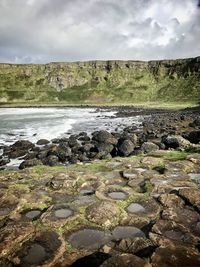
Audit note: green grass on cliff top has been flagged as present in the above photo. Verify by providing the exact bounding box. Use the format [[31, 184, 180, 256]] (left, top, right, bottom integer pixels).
[[0, 101, 198, 109]]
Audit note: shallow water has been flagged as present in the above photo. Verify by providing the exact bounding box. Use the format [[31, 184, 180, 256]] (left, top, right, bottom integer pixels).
[[107, 191, 128, 200], [25, 210, 41, 219], [127, 203, 145, 213], [68, 229, 111, 249], [54, 208, 73, 219], [23, 244, 46, 265], [112, 226, 145, 240], [0, 107, 143, 145]]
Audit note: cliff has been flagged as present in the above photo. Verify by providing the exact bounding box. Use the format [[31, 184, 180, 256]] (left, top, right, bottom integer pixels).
[[0, 56, 199, 104]]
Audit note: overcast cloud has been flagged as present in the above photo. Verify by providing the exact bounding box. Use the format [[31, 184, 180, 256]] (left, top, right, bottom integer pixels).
[[0, 0, 199, 63]]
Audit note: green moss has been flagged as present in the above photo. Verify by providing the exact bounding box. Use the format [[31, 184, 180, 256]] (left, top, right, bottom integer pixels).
[[162, 151, 189, 161], [69, 160, 109, 173], [31, 165, 66, 176], [116, 193, 150, 216], [0, 57, 199, 105]]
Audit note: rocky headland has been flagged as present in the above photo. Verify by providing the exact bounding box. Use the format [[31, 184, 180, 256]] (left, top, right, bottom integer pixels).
[[0, 107, 200, 266]]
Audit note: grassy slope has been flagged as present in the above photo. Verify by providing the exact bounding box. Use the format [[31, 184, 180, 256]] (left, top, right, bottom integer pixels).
[[0, 57, 199, 106]]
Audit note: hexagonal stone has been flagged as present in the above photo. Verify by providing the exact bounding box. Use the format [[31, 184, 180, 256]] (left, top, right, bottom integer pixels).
[[151, 245, 200, 267], [100, 253, 148, 267], [86, 202, 120, 226], [12, 231, 61, 267]]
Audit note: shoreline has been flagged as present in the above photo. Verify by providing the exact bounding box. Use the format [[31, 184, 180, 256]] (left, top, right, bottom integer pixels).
[[0, 106, 199, 170], [0, 104, 200, 266], [0, 101, 199, 110]]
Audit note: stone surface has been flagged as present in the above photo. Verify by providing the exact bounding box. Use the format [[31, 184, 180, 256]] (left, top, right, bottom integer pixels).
[[0, 150, 200, 266], [151, 245, 200, 267], [100, 253, 149, 267], [86, 202, 120, 226]]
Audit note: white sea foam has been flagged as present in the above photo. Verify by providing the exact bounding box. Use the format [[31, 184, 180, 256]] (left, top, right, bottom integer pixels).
[[0, 107, 142, 145]]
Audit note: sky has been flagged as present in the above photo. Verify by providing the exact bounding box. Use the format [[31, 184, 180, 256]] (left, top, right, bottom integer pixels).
[[0, 0, 199, 63]]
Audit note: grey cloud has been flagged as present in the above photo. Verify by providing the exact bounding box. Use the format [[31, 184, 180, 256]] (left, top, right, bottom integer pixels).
[[0, 0, 199, 63]]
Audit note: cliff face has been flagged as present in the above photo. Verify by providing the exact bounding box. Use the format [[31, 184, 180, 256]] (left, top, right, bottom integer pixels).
[[0, 57, 199, 104]]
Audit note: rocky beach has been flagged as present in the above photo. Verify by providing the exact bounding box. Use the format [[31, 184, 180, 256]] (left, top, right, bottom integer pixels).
[[1, 0, 200, 265], [0, 106, 200, 266]]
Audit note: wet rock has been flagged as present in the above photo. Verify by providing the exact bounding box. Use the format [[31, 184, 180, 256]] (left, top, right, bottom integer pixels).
[[12, 231, 61, 267], [68, 136, 79, 148], [78, 135, 90, 142], [141, 142, 159, 153], [100, 253, 148, 267], [151, 245, 200, 267], [112, 226, 145, 240], [11, 140, 34, 150], [24, 151, 39, 160], [68, 228, 111, 250], [118, 139, 135, 156], [92, 130, 117, 145], [44, 155, 60, 166], [42, 205, 74, 226], [19, 158, 43, 169], [36, 139, 50, 145], [24, 209, 42, 220], [8, 149, 28, 159], [86, 202, 120, 226], [54, 208, 73, 219]]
